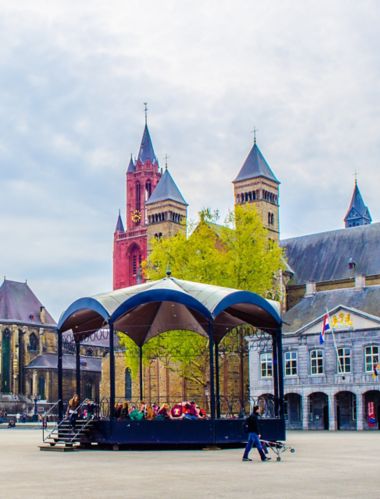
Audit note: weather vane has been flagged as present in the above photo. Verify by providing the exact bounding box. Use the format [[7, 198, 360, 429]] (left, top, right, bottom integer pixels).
[[144, 102, 148, 125]]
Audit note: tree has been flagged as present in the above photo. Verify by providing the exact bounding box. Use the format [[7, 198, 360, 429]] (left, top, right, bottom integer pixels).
[[126, 204, 285, 402]]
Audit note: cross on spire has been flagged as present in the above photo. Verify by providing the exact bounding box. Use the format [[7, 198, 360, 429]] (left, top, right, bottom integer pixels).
[[252, 126, 258, 145], [354, 169, 358, 185], [164, 154, 169, 170], [144, 102, 148, 125]]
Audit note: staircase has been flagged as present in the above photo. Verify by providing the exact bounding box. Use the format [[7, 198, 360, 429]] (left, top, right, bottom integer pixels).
[[40, 417, 96, 452]]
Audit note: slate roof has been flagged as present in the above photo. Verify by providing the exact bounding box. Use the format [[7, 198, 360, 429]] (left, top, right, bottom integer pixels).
[[283, 285, 380, 333], [0, 279, 56, 326], [127, 154, 136, 173], [115, 211, 124, 232], [344, 181, 372, 227], [25, 353, 101, 372], [137, 124, 158, 165], [281, 222, 380, 285], [233, 143, 279, 184], [146, 168, 187, 206]]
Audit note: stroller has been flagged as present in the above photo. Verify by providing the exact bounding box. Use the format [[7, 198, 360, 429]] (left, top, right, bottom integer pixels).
[[260, 439, 295, 462]]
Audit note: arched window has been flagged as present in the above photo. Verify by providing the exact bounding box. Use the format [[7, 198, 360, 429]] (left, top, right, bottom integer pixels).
[[38, 376, 45, 400], [86, 348, 93, 357], [29, 332, 38, 352], [135, 182, 141, 210], [125, 368, 132, 400], [84, 381, 93, 400], [1, 329, 11, 393], [145, 180, 152, 200]]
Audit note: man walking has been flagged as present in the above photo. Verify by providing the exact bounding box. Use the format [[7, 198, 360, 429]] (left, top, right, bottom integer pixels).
[[242, 405, 271, 462]]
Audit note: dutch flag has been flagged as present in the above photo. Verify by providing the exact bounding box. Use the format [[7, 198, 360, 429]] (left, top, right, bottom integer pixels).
[[320, 313, 330, 344]]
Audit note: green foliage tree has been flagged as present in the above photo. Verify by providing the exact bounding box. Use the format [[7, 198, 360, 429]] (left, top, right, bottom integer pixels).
[[126, 204, 285, 395]]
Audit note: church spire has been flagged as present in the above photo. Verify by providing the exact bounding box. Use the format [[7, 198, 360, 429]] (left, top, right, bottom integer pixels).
[[137, 104, 158, 165], [115, 210, 124, 233], [344, 180, 372, 228]]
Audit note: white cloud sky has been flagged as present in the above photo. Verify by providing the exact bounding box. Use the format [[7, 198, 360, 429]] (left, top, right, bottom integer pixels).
[[1, 0, 380, 319]]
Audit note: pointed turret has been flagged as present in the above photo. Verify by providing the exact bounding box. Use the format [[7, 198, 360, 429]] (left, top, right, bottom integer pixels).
[[233, 138, 280, 240], [146, 168, 187, 206], [137, 124, 158, 166], [146, 167, 187, 246], [115, 210, 125, 233], [127, 154, 135, 173], [344, 180, 372, 228], [234, 142, 279, 184]]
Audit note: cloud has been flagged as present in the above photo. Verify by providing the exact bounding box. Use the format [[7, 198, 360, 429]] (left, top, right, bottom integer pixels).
[[0, 0, 380, 315]]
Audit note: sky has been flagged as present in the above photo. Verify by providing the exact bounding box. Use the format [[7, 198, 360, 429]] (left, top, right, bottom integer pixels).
[[1, 0, 380, 320]]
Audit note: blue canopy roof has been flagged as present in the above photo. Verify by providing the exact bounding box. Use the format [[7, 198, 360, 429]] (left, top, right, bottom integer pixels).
[[344, 181, 372, 227], [233, 143, 279, 184], [58, 277, 281, 345]]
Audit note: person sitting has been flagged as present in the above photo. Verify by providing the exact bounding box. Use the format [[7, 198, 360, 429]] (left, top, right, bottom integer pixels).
[[66, 394, 80, 430], [184, 401, 199, 420], [170, 402, 185, 420], [129, 405, 144, 421], [114, 403, 123, 419], [145, 405, 155, 420], [156, 403, 170, 420], [120, 402, 130, 420]]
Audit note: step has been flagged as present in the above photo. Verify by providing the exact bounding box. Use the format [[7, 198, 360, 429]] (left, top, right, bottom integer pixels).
[[39, 444, 77, 452]]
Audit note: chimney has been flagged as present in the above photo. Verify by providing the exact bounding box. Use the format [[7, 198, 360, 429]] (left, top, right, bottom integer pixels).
[[305, 282, 316, 296], [355, 274, 366, 289], [39, 306, 46, 324]]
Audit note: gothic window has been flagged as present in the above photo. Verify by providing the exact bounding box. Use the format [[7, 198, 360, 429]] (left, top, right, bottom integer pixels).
[[337, 347, 351, 374], [364, 345, 379, 373], [135, 182, 141, 210], [29, 332, 38, 352], [132, 254, 137, 275], [84, 381, 93, 399], [125, 368, 132, 400], [310, 349, 324, 375], [284, 351, 297, 376], [260, 352, 272, 378], [1, 329, 11, 393], [38, 376, 45, 400], [86, 348, 93, 357], [145, 180, 152, 200]]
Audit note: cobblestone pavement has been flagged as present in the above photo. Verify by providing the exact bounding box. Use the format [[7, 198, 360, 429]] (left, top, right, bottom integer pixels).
[[0, 429, 379, 498]]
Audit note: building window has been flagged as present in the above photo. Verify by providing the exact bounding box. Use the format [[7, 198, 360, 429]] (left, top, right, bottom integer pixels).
[[285, 351, 297, 376], [365, 345, 379, 373], [135, 182, 141, 210], [337, 347, 351, 374], [260, 353, 272, 378], [29, 333, 38, 352], [38, 376, 45, 400], [125, 368, 132, 400], [310, 349, 324, 375]]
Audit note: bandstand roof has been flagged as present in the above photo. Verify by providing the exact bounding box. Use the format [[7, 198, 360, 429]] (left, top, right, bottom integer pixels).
[[58, 277, 281, 345]]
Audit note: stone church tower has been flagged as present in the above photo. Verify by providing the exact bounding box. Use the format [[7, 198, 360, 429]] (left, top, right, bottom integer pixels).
[[113, 111, 186, 289], [344, 179, 372, 228], [233, 136, 280, 240]]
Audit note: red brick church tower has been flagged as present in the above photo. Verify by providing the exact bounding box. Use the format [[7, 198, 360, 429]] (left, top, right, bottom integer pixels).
[[113, 107, 187, 289]]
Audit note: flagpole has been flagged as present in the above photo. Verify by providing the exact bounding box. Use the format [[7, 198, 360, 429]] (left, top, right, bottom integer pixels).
[[327, 310, 342, 374]]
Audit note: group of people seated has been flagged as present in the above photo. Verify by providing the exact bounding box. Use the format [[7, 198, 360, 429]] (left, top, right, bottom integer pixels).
[[114, 401, 208, 421]]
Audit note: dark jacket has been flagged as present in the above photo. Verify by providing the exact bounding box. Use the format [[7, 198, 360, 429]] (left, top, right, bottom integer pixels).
[[246, 412, 261, 434]]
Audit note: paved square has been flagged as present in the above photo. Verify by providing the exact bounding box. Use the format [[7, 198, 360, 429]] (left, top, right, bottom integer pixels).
[[0, 429, 379, 498]]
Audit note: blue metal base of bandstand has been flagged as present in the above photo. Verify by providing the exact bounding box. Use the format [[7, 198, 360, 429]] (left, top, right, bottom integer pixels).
[[87, 418, 286, 449]]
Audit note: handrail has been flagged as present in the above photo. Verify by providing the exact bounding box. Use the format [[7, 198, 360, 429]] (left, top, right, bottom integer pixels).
[[68, 415, 96, 443], [42, 399, 91, 443], [41, 400, 61, 441]]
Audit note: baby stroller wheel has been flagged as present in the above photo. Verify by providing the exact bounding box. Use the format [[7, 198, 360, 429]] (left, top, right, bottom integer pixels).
[[290, 448, 295, 453]]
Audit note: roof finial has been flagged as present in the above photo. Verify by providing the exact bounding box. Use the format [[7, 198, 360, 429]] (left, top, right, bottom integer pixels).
[[252, 126, 258, 145], [164, 154, 169, 170], [144, 102, 148, 125], [354, 169, 358, 185]]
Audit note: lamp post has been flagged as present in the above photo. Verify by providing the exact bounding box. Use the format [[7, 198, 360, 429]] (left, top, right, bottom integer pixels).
[[33, 396, 38, 422]]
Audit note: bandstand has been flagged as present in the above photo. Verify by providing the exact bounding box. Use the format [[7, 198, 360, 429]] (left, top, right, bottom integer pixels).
[[57, 276, 285, 448]]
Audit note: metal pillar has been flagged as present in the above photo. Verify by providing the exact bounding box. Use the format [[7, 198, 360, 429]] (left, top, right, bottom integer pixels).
[[215, 341, 220, 418], [208, 322, 216, 420], [272, 333, 279, 416], [109, 322, 115, 419], [276, 328, 285, 418], [139, 345, 143, 401], [75, 340, 81, 400], [57, 328, 63, 421]]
